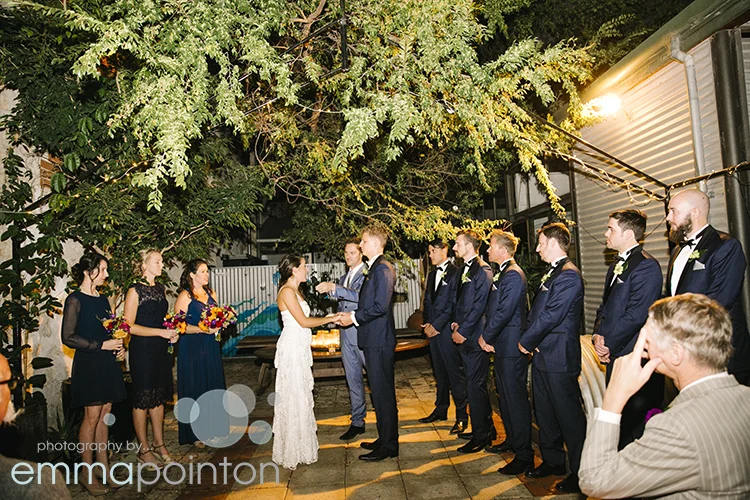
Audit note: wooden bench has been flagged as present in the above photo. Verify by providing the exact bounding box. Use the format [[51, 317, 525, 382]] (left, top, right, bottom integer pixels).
[[253, 338, 429, 395]]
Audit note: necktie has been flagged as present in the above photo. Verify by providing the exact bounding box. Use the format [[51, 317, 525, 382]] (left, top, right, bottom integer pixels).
[[345, 270, 353, 288]]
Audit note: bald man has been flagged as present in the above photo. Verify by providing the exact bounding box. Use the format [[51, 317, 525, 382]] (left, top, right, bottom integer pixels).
[[665, 189, 750, 385]]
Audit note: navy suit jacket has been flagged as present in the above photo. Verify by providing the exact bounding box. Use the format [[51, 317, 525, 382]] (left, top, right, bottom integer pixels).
[[594, 247, 662, 358], [519, 258, 584, 373], [481, 260, 527, 358], [423, 262, 459, 336], [454, 257, 493, 350], [332, 265, 366, 343], [666, 224, 749, 376], [354, 255, 396, 349]]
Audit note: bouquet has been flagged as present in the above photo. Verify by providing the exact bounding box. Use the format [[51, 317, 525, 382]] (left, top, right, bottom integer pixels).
[[101, 314, 130, 359], [163, 311, 187, 354], [199, 305, 237, 342]]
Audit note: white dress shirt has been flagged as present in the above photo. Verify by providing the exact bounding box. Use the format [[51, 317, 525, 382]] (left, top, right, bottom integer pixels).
[[434, 259, 450, 291], [670, 224, 709, 296]]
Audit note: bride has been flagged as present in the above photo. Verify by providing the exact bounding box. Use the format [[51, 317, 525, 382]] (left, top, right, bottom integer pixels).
[[272, 254, 337, 469]]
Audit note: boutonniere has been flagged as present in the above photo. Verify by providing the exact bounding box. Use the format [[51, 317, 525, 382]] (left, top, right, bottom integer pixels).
[[492, 273, 500, 282], [362, 267, 369, 277], [461, 268, 470, 283], [540, 270, 553, 284], [688, 249, 705, 261], [613, 261, 628, 277]]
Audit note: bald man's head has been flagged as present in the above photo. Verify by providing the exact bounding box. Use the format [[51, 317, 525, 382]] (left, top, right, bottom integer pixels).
[[666, 189, 710, 244], [0, 354, 10, 423]]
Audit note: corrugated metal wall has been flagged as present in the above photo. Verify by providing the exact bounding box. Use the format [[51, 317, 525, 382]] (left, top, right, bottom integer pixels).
[[744, 35, 750, 119], [573, 39, 727, 332], [212, 260, 423, 355]]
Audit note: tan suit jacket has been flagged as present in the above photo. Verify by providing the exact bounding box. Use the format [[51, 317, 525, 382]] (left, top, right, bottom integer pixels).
[[580, 374, 750, 499]]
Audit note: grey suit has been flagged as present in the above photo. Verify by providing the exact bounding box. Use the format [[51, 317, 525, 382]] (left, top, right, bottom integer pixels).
[[580, 374, 750, 499], [331, 266, 367, 427]]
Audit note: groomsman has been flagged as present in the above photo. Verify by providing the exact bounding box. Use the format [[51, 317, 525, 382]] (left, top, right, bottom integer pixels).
[[339, 225, 398, 461], [665, 189, 750, 385], [316, 238, 368, 440], [478, 230, 533, 474], [419, 239, 468, 433], [592, 209, 663, 448], [451, 230, 494, 454], [518, 223, 586, 494]]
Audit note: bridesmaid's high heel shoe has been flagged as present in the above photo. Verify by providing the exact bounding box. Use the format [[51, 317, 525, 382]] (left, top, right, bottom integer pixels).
[[136, 448, 161, 471], [80, 476, 109, 496], [152, 443, 174, 464]]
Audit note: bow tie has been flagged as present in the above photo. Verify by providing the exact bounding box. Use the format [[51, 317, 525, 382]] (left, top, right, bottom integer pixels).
[[680, 228, 707, 249], [614, 255, 626, 262], [437, 265, 446, 272]]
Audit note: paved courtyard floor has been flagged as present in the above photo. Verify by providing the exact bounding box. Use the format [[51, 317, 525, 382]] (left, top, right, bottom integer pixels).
[[66, 352, 589, 499]]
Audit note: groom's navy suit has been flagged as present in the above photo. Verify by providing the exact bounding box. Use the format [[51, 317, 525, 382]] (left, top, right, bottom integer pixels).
[[453, 257, 493, 442], [331, 266, 367, 427], [593, 246, 663, 448], [354, 255, 398, 453], [666, 225, 750, 385], [519, 257, 586, 474], [481, 259, 531, 461], [423, 261, 468, 422]]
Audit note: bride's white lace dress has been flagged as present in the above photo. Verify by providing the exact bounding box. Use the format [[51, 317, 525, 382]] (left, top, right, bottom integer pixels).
[[272, 295, 318, 469]]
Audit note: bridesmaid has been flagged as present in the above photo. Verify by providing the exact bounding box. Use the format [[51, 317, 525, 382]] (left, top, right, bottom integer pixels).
[[61, 253, 125, 496], [174, 259, 228, 447], [123, 249, 178, 469]]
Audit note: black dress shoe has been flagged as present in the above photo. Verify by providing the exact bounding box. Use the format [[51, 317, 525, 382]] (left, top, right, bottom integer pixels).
[[459, 427, 495, 441], [359, 448, 398, 461], [360, 440, 380, 450], [339, 425, 365, 441], [457, 438, 490, 454], [418, 413, 448, 423], [525, 462, 567, 478], [555, 474, 581, 493], [449, 421, 467, 434], [485, 441, 513, 454], [497, 458, 533, 475]]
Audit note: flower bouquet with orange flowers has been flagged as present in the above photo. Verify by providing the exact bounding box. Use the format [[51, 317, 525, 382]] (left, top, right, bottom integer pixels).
[[101, 314, 130, 360], [199, 305, 237, 342], [163, 311, 187, 354]]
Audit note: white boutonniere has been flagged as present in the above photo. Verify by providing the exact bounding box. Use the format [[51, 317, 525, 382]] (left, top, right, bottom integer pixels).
[[540, 270, 553, 284], [461, 268, 470, 283], [613, 261, 628, 277], [688, 249, 705, 261], [362, 266, 369, 276], [492, 273, 500, 282]]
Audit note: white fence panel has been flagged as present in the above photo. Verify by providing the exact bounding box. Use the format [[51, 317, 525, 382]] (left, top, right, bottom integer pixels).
[[212, 260, 422, 356]]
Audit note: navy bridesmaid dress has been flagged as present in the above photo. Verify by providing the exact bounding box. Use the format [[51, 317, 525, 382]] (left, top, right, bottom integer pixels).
[[177, 293, 229, 445]]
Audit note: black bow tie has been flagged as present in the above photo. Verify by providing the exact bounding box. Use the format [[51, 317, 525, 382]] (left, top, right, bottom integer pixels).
[[437, 265, 446, 272], [614, 255, 626, 262], [680, 228, 707, 249]]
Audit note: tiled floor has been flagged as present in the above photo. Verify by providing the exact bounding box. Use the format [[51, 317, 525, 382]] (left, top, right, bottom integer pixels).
[[66, 352, 587, 499]]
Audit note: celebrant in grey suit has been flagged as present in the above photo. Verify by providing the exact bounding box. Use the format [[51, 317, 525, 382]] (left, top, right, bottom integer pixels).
[[316, 238, 367, 440]]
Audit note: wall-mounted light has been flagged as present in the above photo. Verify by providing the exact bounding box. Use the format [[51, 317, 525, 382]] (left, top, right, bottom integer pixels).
[[582, 94, 622, 119]]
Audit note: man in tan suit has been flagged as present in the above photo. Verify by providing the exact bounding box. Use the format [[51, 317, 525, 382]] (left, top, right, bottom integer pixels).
[[580, 293, 750, 499]]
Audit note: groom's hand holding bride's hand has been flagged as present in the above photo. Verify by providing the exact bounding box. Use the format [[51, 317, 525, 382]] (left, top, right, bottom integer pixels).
[[336, 313, 354, 327]]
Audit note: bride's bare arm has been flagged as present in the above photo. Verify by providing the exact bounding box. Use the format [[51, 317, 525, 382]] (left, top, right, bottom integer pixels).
[[278, 288, 334, 329]]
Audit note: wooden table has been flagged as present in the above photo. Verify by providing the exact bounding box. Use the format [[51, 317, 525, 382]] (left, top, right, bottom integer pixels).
[[254, 339, 428, 395]]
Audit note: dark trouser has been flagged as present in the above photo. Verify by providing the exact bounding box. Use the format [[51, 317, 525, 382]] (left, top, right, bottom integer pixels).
[[459, 346, 493, 441], [606, 362, 664, 449], [494, 355, 533, 461], [363, 346, 399, 453], [532, 365, 586, 473], [429, 332, 468, 422]]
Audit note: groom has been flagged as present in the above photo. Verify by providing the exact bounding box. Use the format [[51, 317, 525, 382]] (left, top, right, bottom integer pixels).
[[338, 225, 398, 461]]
